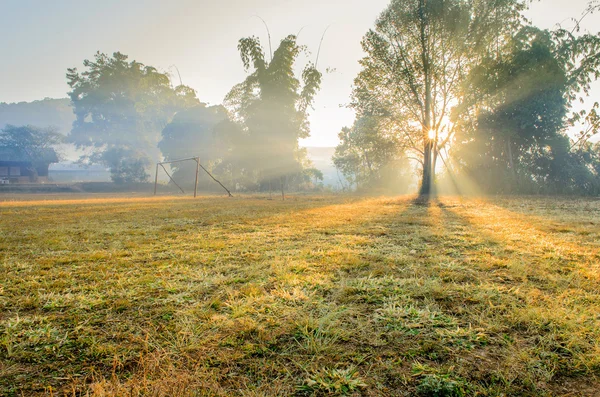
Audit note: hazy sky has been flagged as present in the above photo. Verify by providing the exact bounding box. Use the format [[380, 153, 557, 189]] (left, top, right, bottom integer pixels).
[[1, 0, 598, 147]]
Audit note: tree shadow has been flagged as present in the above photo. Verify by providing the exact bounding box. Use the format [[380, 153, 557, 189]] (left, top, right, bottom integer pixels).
[[6, 194, 599, 395]]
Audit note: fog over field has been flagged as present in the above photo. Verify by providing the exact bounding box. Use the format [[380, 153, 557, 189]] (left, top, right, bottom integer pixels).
[[2, 1, 600, 396]]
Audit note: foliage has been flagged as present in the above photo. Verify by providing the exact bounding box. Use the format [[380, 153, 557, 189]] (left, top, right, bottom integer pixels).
[[303, 167, 324, 186], [352, 0, 525, 194], [572, 102, 600, 149], [333, 116, 412, 191], [67, 52, 199, 183], [455, 29, 568, 193], [0, 125, 62, 182], [99, 146, 150, 184], [158, 104, 228, 184], [0, 124, 63, 160], [225, 34, 322, 190], [553, 14, 600, 103], [454, 27, 600, 195]]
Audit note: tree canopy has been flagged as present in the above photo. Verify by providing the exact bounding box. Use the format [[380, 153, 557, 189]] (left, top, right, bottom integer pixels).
[[158, 104, 228, 184], [67, 52, 199, 183], [451, 23, 600, 195], [0, 125, 63, 161], [351, 0, 525, 196], [341, 0, 600, 196], [224, 34, 322, 191], [0, 125, 62, 181], [333, 116, 411, 191], [40, 2, 600, 195]]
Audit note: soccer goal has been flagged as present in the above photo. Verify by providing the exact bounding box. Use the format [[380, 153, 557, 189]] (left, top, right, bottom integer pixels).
[[153, 156, 233, 197]]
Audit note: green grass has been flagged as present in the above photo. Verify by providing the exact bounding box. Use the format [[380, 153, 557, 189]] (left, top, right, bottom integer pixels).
[[0, 194, 599, 396]]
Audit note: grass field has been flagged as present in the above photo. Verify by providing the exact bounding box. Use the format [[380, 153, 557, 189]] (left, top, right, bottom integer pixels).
[[1, 194, 599, 396]]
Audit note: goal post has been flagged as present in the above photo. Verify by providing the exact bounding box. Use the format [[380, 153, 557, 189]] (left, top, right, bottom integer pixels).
[[153, 156, 233, 197]]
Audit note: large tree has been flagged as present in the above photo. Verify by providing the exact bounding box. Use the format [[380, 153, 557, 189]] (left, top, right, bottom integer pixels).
[[352, 0, 525, 196], [67, 52, 199, 183], [453, 24, 600, 195], [455, 29, 569, 192], [225, 34, 322, 193]]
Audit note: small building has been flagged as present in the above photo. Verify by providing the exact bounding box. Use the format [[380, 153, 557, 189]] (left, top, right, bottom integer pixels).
[[48, 163, 111, 183], [0, 147, 59, 184]]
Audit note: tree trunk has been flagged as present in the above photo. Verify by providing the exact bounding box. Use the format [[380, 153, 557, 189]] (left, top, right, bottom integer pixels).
[[420, 140, 433, 196], [363, 150, 373, 174], [507, 137, 515, 174], [432, 143, 438, 195], [418, 0, 434, 197], [507, 136, 517, 192]]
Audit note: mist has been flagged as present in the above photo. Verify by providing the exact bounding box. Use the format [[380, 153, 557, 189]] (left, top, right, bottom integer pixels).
[[3, 1, 600, 395]]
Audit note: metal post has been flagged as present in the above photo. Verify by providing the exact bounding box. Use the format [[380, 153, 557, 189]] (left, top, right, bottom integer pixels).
[[154, 163, 159, 195], [194, 157, 200, 198]]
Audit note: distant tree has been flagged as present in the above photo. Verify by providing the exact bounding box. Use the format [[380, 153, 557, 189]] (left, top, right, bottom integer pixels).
[[333, 116, 411, 191], [0, 98, 74, 135], [100, 146, 150, 184], [352, 0, 525, 196], [303, 167, 324, 186], [0, 124, 63, 157], [566, 142, 600, 194], [67, 52, 199, 183], [281, 166, 325, 192], [0, 125, 63, 179], [225, 34, 322, 194], [159, 104, 228, 184]]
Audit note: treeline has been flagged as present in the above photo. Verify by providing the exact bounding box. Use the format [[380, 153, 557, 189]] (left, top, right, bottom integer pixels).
[[334, 0, 600, 196], [0, 98, 73, 135], [5, 0, 600, 196], [65, 36, 323, 192]]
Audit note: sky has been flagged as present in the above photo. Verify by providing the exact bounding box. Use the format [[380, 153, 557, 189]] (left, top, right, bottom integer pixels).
[[0, 0, 599, 147]]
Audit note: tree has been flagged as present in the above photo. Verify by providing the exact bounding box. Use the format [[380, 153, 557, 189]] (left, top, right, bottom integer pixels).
[[453, 22, 600, 195], [67, 52, 199, 183], [0, 125, 63, 179], [159, 104, 228, 184], [0, 98, 74, 135], [333, 116, 411, 191], [352, 0, 525, 196], [225, 34, 322, 194], [303, 167, 324, 187], [455, 29, 568, 192], [0, 125, 63, 158], [100, 146, 151, 184]]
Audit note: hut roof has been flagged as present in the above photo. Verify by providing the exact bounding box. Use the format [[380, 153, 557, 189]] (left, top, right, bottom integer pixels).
[[0, 147, 59, 163]]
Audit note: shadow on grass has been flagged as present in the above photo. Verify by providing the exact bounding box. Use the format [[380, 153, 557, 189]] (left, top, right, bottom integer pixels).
[[3, 195, 599, 396]]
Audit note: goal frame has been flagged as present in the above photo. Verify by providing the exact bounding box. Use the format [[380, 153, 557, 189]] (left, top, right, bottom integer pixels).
[[153, 156, 233, 198]]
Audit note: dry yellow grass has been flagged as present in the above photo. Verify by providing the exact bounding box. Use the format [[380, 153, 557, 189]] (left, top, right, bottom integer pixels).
[[1, 194, 599, 396]]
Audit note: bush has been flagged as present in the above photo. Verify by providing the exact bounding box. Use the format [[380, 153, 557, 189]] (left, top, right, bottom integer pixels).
[[100, 147, 151, 184]]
